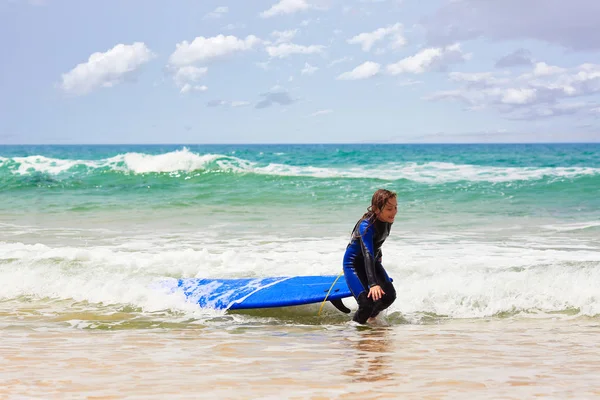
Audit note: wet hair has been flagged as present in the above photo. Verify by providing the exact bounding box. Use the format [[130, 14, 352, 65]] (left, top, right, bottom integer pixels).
[[351, 189, 397, 238]]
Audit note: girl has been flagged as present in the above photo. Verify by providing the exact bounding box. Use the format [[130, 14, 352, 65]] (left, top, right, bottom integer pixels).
[[343, 189, 397, 324]]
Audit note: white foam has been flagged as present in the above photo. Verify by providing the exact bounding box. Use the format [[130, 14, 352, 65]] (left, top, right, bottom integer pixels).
[[1, 230, 599, 319], [541, 221, 600, 232], [105, 149, 226, 174], [4, 148, 599, 183], [11, 155, 99, 175]]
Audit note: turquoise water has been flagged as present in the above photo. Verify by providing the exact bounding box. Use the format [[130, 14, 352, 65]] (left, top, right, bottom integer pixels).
[[1, 143, 599, 326], [2, 143, 599, 219]]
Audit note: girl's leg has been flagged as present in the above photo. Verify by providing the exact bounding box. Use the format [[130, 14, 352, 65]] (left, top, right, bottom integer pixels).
[[343, 264, 375, 324], [369, 280, 396, 318], [369, 265, 397, 318]]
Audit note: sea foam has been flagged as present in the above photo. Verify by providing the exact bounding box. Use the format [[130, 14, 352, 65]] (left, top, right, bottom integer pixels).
[[3, 148, 599, 184]]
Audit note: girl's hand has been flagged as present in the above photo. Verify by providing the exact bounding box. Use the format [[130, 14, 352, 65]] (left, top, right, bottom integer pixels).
[[368, 285, 385, 301]]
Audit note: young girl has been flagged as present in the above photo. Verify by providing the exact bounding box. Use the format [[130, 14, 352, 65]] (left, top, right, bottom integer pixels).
[[343, 189, 397, 324]]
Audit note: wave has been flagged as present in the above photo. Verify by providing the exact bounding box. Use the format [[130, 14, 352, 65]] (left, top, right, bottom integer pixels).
[[541, 221, 600, 232], [1, 148, 600, 185], [1, 238, 599, 319]]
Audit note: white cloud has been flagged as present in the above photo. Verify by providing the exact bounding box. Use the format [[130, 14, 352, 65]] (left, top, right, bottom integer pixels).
[[310, 109, 333, 116], [266, 43, 324, 58], [271, 29, 298, 44], [449, 72, 510, 88], [500, 88, 537, 105], [180, 84, 208, 94], [204, 6, 228, 19], [260, 0, 312, 18], [173, 66, 208, 94], [387, 43, 468, 74], [532, 62, 566, 77], [337, 61, 381, 80], [207, 100, 250, 107], [347, 23, 406, 52], [60, 42, 154, 95], [168, 35, 260, 67], [301, 62, 319, 75], [422, 0, 600, 51], [425, 62, 600, 120], [300, 18, 320, 26]]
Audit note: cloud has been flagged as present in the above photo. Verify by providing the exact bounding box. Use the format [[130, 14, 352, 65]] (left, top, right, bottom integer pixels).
[[173, 66, 208, 93], [310, 109, 333, 116], [386, 43, 468, 75], [448, 72, 511, 88], [300, 18, 320, 27], [507, 102, 593, 120], [60, 42, 154, 95], [532, 62, 566, 77], [266, 43, 325, 58], [270, 29, 299, 44], [424, 62, 600, 120], [422, 0, 600, 51], [337, 61, 381, 80], [402, 128, 600, 144], [204, 6, 228, 19], [207, 100, 250, 107], [347, 23, 406, 52], [256, 88, 296, 108], [260, 0, 313, 18], [495, 48, 534, 68], [301, 62, 318, 75], [180, 85, 207, 94], [168, 35, 260, 67]]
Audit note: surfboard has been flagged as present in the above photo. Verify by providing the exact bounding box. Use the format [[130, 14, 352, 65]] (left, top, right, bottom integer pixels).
[[169, 275, 353, 312]]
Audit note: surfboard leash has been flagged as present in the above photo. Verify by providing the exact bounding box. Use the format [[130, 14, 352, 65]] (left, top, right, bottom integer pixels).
[[317, 271, 345, 316]]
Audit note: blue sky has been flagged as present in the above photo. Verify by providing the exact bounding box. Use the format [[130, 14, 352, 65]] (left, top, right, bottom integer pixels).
[[2, 0, 600, 144]]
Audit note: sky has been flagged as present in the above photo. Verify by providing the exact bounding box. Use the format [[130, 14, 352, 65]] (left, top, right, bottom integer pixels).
[[1, 0, 600, 144]]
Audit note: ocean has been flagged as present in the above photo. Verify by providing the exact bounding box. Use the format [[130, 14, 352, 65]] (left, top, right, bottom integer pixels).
[[1, 143, 599, 398]]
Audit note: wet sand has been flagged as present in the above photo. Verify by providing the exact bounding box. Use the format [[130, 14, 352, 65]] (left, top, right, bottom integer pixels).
[[2, 316, 600, 399]]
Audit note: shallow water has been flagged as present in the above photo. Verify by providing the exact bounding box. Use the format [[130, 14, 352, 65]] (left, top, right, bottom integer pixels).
[[2, 315, 600, 399]]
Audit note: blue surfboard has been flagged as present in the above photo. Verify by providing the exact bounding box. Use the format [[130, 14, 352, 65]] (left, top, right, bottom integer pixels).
[[171, 275, 353, 312]]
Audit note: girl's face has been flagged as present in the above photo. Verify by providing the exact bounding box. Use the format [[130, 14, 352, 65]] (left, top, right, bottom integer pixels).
[[376, 197, 397, 223]]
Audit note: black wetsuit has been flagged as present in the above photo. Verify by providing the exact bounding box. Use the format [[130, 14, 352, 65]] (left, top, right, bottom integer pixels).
[[343, 217, 396, 324]]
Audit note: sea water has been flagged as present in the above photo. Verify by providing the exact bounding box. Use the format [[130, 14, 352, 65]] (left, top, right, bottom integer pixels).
[[1, 143, 599, 398]]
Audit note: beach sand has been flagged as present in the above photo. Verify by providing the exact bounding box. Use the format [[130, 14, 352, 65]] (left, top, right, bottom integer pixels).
[[2, 314, 599, 399]]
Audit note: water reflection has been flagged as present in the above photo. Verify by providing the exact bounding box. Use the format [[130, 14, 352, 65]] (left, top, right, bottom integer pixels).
[[343, 326, 396, 383]]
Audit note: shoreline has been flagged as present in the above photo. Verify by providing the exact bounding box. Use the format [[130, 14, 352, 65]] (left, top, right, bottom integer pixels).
[[2, 316, 599, 399]]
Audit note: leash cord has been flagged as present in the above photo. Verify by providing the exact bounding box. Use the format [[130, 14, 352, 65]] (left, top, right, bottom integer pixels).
[[317, 271, 344, 316]]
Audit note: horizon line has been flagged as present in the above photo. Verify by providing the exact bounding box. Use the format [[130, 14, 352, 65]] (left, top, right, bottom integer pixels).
[[1, 141, 600, 146]]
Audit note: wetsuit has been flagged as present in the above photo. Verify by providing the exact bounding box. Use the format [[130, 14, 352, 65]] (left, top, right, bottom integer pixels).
[[343, 217, 396, 324]]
